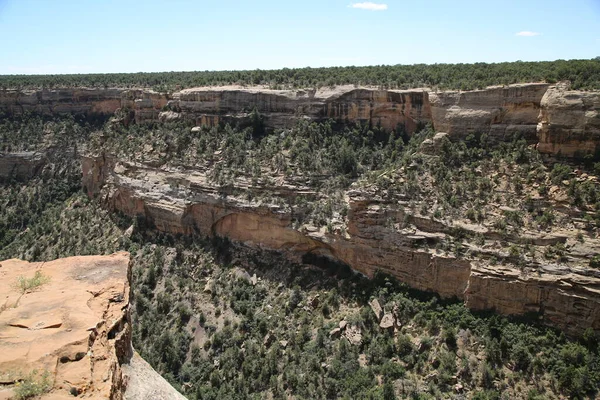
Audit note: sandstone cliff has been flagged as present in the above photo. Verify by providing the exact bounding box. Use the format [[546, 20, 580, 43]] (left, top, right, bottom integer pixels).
[[82, 156, 600, 336], [537, 85, 600, 158], [2, 83, 599, 158], [170, 85, 430, 132], [0, 253, 185, 400], [3, 81, 600, 336], [0, 88, 124, 116], [429, 83, 549, 143]]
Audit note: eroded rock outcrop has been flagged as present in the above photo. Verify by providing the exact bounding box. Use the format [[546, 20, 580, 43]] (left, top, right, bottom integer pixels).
[[2, 83, 600, 158], [536, 85, 600, 157], [0, 88, 124, 116], [429, 83, 549, 143], [171, 85, 429, 132], [0, 86, 429, 133], [0, 253, 185, 400], [83, 156, 600, 336], [466, 263, 600, 334], [0, 152, 46, 181]]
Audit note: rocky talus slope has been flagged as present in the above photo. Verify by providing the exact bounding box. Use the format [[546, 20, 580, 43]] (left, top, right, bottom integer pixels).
[[0, 253, 185, 400], [1, 83, 599, 158]]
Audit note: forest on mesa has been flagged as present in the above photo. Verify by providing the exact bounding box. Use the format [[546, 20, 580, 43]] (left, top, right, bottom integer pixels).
[[1, 116, 600, 399], [0, 59, 599, 92]]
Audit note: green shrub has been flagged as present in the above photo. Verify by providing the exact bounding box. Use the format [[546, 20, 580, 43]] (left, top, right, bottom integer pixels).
[[14, 370, 51, 400], [16, 271, 50, 293]]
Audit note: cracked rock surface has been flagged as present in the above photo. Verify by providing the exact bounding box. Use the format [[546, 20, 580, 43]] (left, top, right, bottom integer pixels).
[[0, 252, 184, 399], [0, 252, 130, 399]]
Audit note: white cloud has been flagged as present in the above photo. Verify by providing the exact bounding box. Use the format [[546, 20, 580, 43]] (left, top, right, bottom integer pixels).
[[349, 2, 388, 11], [516, 31, 541, 37]]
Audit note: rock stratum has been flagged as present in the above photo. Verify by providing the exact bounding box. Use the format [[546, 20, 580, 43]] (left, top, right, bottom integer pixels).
[[2, 82, 600, 338], [1, 83, 599, 158], [0, 253, 185, 400], [82, 156, 600, 337]]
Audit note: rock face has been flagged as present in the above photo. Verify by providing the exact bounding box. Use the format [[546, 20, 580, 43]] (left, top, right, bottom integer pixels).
[[3, 82, 600, 337], [2, 83, 600, 157], [83, 156, 600, 336], [0, 88, 124, 116], [0, 152, 46, 181], [429, 83, 549, 143], [0, 253, 185, 400], [466, 264, 600, 335], [0, 86, 429, 133], [171, 85, 429, 132], [536, 85, 600, 158]]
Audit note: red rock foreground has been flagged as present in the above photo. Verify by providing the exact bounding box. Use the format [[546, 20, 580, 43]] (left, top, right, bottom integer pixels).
[[0, 253, 184, 400]]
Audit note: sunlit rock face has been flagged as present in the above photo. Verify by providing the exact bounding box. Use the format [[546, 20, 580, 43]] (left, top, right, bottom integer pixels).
[[83, 156, 600, 337], [0, 252, 186, 400], [429, 83, 550, 143], [3, 82, 600, 338], [536, 85, 600, 158], [0, 253, 131, 399], [0, 88, 124, 115], [3, 83, 599, 158], [171, 85, 430, 132]]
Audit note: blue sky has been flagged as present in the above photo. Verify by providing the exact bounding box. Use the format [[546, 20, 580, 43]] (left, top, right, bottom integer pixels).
[[0, 0, 598, 74]]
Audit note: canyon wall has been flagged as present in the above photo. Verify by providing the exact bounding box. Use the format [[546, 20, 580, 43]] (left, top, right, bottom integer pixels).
[[82, 157, 600, 336], [0, 88, 124, 116], [0, 151, 46, 181], [428, 83, 549, 143], [0, 252, 185, 399], [171, 86, 430, 132], [537, 86, 600, 157], [2, 83, 599, 157], [3, 82, 600, 336]]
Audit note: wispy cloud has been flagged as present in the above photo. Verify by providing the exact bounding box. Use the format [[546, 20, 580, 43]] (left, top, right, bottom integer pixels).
[[516, 31, 541, 37], [349, 2, 388, 11]]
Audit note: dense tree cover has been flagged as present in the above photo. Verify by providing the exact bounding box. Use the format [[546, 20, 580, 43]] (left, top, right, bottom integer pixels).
[[127, 237, 600, 400], [1, 59, 599, 91], [95, 117, 600, 246], [0, 116, 121, 260], [4, 192, 598, 400], [93, 118, 405, 188], [2, 178, 598, 399], [0, 113, 99, 152], [2, 111, 600, 398], [0, 179, 125, 261]]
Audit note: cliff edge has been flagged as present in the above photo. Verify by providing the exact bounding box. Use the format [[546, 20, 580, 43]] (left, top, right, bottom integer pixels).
[[2, 83, 599, 159], [0, 253, 185, 400]]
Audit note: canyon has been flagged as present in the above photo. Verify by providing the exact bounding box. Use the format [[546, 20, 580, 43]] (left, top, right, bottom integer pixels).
[[2, 82, 600, 338], [80, 153, 600, 337], [1, 82, 599, 158]]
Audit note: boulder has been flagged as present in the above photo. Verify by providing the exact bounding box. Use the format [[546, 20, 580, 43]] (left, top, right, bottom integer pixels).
[[343, 325, 362, 346], [329, 327, 342, 339], [379, 313, 395, 330], [369, 298, 384, 321], [158, 110, 182, 122], [203, 278, 213, 294]]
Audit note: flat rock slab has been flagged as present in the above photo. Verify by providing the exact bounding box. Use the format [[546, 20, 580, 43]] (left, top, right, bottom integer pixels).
[[379, 313, 396, 330], [0, 252, 130, 399], [122, 352, 186, 400]]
